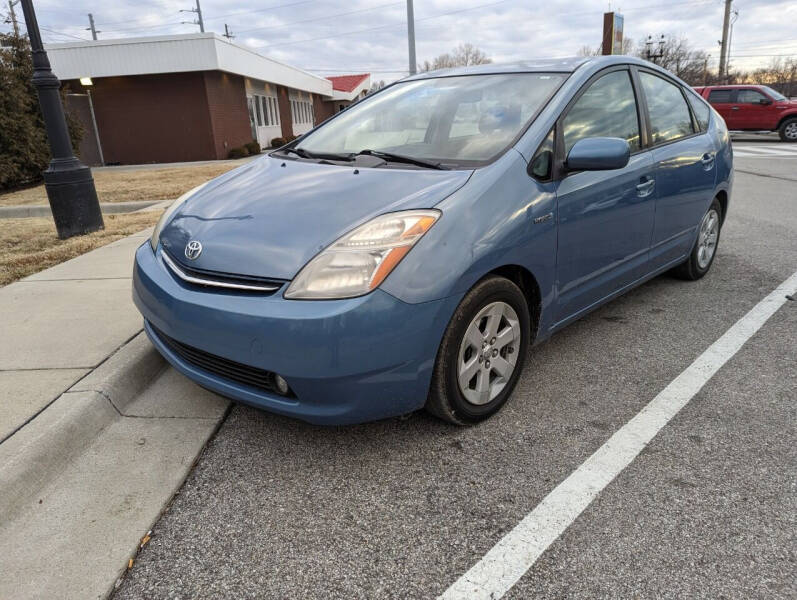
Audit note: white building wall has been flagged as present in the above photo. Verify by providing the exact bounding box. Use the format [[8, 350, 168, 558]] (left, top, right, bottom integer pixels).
[[245, 79, 282, 147]]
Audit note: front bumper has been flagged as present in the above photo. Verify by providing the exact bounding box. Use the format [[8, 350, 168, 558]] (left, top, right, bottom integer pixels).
[[133, 243, 460, 424]]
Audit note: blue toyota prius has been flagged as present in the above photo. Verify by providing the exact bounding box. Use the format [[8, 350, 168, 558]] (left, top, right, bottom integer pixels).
[[134, 56, 732, 425]]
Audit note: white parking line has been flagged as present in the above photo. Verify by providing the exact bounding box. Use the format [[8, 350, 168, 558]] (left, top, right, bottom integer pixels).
[[734, 144, 797, 158], [439, 270, 797, 600]]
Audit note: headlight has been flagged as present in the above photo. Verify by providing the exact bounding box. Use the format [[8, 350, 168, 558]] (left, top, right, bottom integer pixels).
[[285, 209, 441, 299], [150, 182, 209, 251]]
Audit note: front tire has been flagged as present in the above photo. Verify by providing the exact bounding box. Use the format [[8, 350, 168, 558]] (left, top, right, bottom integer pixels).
[[778, 118, 797, 143], [672, 198, 722, 280], [426, 276, 530, 425]]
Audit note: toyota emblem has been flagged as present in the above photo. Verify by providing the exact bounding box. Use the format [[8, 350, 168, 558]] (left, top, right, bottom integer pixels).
[[184, 240, 203, 260]]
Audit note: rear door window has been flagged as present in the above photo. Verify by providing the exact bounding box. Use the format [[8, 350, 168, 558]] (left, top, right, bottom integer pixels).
[[640, 73, 694, 145], [562, 70, 641, 155], [686, 91, 710, 132], [707, 89, 733, 104]]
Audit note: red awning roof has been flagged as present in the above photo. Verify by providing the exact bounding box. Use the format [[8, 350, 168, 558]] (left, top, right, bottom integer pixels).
[[326, 73, 369, 92]]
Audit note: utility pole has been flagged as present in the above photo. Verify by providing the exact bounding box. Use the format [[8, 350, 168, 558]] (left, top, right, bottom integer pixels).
[[180, 0, 204, 33], [86, 13, 99, 40], [726, 8, 739, 80], [6, 0, 19, 37], [223, 23, 234, 40], [18, 0, 104, 238], [406, 0, 416, 75], [718, 0, 732, 81]]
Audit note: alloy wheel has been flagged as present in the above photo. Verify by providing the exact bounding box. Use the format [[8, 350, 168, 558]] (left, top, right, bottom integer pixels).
[[697, 208, 720, 269], [457, 301, 521, 405]]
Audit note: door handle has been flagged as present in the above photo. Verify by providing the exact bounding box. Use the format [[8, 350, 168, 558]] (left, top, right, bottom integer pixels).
[[731, 106, 740, 110], [636, 177, 655, 198], [701, 153, 715, 170]]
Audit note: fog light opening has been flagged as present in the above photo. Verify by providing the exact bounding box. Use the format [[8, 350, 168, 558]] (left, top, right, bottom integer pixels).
[[274, 374, 291, 396]]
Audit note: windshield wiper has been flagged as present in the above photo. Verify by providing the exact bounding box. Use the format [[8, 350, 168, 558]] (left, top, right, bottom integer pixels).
[[355, 149, 449, 170], [278, 147, 353, 162]]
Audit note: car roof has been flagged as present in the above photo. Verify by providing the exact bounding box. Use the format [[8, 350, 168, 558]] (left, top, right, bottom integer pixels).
[[404, 55, 659, 80]]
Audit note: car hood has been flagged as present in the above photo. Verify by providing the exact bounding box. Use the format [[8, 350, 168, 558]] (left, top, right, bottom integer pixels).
[[160, 156, 472, 280]]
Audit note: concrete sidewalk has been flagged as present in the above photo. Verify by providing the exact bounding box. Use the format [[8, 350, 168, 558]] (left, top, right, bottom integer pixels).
[[0, 228, 229, 599], [0, 229, 152, 441], [0, 200, 159, 219]]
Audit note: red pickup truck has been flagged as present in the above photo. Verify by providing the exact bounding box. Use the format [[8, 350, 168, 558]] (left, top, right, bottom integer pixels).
[[694, 84, 797, 142]]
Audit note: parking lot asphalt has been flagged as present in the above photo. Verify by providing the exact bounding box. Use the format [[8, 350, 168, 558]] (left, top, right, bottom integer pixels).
[[114, 151, 796, 600]]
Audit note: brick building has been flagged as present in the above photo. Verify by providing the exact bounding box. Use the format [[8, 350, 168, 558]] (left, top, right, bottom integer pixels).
[[45, 33, 370, 165]]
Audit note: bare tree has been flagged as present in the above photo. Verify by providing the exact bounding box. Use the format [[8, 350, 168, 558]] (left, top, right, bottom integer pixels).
[[367, 80, 386, 95], [419, 43, 492, 72], [577, 37, 634, 57], [576, 33, 796, 93], [635, 36, 711, 86], [749, 56, 797, 97]]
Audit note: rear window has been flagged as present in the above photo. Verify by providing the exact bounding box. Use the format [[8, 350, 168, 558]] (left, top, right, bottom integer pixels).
[[640, 73, 694, 145], [686, 91, 710, 132], [707, 89, 733, 103]]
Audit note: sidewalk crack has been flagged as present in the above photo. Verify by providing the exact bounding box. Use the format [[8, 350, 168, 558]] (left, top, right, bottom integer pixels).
[[94, 389, 123, 416]]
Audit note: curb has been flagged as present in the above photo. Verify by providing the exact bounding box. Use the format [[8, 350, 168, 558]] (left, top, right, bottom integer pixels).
[[0, 331, 165, 521], [0, 201, 159, 219]]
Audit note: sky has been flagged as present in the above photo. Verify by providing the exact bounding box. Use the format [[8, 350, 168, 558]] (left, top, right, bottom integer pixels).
[[6, 0, 796, 82]]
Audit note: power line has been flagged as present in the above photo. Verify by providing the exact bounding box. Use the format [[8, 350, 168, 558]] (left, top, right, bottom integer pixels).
[[252, 0, 717, 51], [100, 21, 184, 34], [236, 1, 404, 36], [209, 0, 318, 22], [254, 0, 514, 50], [39, 26, 89, 41]]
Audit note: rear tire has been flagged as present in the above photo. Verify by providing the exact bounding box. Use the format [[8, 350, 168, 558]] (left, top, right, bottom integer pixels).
[[778, 117, 797, 142], [426, 276, 530, 425], [672, 198, 722, 281]]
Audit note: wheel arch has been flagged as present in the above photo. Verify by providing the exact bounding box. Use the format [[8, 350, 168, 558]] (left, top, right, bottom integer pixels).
[[715, 189, 729, 225], [777, 112, 797, 131], [484, 264, 542, 341]]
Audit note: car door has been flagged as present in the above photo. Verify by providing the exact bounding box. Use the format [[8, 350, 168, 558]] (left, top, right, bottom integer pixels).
[[554, 67, 656, 324], [735, 88, 776, 130], [706, 88, 737, 129], [638, 71, 717, 269]]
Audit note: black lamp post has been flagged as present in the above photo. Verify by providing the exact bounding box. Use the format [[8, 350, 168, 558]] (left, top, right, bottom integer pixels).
[[19, 0, 103, 238]]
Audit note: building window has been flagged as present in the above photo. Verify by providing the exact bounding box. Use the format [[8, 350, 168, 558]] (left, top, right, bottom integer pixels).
[[252, 95, 280, 127], [254, 96, 263, 126], [290, 99, 314, 125], [272, 98, 280, 126], [266, 97, 273, 125]]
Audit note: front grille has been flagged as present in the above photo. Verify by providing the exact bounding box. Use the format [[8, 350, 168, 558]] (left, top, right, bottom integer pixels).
[[151, 324, 287, 396], [162, 248, 285, 294]]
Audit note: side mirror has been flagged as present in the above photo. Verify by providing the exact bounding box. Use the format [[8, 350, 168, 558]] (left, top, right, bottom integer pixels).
[[759, 98, 773, 105], [566, 137, 630, 171]]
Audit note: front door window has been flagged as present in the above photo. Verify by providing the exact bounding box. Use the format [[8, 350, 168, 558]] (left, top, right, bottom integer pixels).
[[562, 70, 641, 155]]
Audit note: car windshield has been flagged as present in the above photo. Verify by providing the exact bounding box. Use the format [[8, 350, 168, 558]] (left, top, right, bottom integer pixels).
[[761, 86, 787, 101], [295, 73, 566, 167]]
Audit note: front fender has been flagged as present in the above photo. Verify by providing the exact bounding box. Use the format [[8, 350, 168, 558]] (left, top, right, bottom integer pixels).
[[381, 150, 557, 332]]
